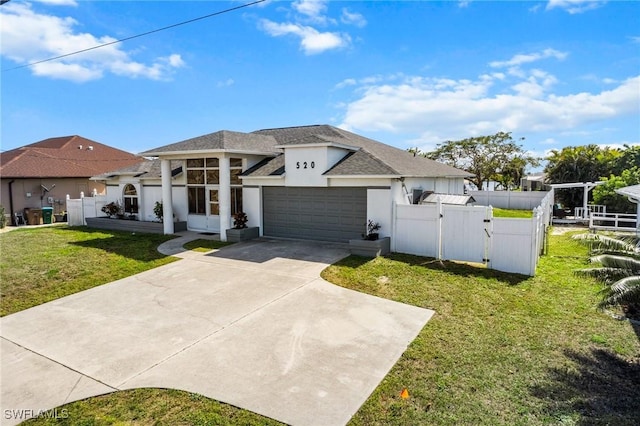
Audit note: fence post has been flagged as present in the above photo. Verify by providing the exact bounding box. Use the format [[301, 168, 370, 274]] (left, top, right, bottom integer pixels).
[[391, 201, 397, 252], [485, 206, 493, 270], [436, 196, 443, 260]]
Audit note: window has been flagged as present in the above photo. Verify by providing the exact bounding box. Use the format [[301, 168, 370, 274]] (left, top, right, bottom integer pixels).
[[209, 189, 219, 215], [186, 157, 243, 216], [230, 158, 243, 213], [231, 187, 243, 215], [188, 187, 205, 214], [123, 184, 138, 213], [230, 158, 242, 184]]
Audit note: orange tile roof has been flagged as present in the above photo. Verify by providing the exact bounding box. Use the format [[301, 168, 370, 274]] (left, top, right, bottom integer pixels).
[[0, 135, 144, 178]]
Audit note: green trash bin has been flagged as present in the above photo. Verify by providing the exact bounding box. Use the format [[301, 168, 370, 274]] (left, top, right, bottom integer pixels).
[[42, 207, 54, 224]]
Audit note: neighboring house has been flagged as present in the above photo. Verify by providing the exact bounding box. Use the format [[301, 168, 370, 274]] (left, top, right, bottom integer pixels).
[[521, 173, 549, 191], [0, 135, 144, 224], [98, 125, 471, 242]]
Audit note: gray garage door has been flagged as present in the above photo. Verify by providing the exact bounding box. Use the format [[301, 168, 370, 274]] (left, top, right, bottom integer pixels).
[[263, 187, 367, 242]]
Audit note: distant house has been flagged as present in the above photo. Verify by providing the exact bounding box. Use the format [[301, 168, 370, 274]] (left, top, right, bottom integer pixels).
[[0, 135, 143, 225], [521, 173, 549, 191], [94, 124, 471, 241]]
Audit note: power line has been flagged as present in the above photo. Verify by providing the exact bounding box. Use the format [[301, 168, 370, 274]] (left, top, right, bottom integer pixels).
[[2, 0, 266, 72]]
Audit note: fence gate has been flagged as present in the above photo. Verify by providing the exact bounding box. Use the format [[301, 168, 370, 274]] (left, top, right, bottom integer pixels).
[[441, 205, 492, 264]]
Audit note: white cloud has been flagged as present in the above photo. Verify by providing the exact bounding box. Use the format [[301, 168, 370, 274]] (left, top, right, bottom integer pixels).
[[217, 78, 235, 88], [34, 0, 78, 6], [545, 0, 607, 14], [292, 0, 327, 18], [458, 1, 471, 8], [490, 48, 568, 68], [0, 2, 185, 82], [259, 0, 361, 54], [338, 69, 640, 146], [341, 8, 367, 28], [260, 19, 350, 55], [335, 78, 357, 89]]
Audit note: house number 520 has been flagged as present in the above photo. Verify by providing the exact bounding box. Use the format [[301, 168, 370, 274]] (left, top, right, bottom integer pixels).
[[296, 161, 315, 169]]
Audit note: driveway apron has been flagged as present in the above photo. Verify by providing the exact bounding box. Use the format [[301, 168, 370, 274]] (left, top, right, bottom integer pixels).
[[1, 237, 434, 426]]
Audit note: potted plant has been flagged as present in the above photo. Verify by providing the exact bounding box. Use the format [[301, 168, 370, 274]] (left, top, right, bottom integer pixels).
[[153, 201, 163, 222], [101, 201, 123, 218], [349, 220, 391, 257], [226, 212, 259, 242], [363, 220, 381, 240]]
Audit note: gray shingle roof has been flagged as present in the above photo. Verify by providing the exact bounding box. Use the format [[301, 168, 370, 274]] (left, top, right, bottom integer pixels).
[[241, 155, 285, 177], [323, 150, 397, 176], [135, 124, 470, 179], [92, 159, 182, 180], [140, 130, 279, 155], [253, 125, 471, 178]]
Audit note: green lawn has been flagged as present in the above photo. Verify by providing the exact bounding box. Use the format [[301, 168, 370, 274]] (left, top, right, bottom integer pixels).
[[492, 207, 534, 218], [0, 226, 177, 316], [322, 231, 640, 425], [183, 238, 234, 252], [4, 227, 639, 425]]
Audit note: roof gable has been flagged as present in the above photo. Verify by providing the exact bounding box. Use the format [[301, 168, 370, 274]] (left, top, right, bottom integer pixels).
[[253, 125, 471, 178]]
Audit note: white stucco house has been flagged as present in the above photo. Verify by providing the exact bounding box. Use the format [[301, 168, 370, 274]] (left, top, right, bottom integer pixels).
[[93, 125, 471, 242]]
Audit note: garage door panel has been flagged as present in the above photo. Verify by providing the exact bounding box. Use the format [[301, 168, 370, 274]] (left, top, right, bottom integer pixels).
[[263, 187, 367, 243]]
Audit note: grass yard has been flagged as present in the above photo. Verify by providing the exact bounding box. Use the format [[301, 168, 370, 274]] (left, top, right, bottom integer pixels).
[[183, 239, 234, 252], [492, 207, 534, 218], [5, 227, 640, 425], [0, 226, 177, 316], [322, 231, 640, 425]]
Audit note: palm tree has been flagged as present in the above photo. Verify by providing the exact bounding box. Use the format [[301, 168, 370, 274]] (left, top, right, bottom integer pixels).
[[573, 233, 640, 317]]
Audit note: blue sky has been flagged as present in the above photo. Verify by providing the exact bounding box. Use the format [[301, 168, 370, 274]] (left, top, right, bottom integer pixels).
[[2, 0, 639, 165]]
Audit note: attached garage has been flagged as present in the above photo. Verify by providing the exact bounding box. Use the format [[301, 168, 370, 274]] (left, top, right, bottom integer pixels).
[[263, 187, 367, 242]]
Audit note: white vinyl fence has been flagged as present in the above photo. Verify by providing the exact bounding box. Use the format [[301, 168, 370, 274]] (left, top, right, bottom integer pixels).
[[469, 190, 551, 210], [67, 195, 107, 226], [393, 191, 553, 276]]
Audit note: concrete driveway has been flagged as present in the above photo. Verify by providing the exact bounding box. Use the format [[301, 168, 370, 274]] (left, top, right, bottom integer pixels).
[[1, 236, 434, 426]]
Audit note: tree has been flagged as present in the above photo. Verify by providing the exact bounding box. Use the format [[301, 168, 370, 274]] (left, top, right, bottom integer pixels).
[[611, 145, 640, 175], [426, 132, 537, 191], [544, 145, 620, 209], [574, 233, 640, 319], [592, 167, 640, 214]]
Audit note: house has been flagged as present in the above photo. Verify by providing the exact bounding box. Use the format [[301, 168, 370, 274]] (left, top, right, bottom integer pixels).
[[0, 135, 144, 224], [98, 125, 471, 242], [521, 173, 549, 191]]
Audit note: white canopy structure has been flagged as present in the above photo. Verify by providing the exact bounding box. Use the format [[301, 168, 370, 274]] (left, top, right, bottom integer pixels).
[[615, 184, 640, 236], [549, 181, 605, 220]]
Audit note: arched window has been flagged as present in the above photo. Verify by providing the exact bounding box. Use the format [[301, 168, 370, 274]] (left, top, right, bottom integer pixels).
[[123, 184, 138, 214]]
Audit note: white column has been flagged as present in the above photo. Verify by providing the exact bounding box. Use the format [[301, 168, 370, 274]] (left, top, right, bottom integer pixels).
[[161, 159, 174, 235], [219, 154, 231, 241], [583, 185, 590, 219]]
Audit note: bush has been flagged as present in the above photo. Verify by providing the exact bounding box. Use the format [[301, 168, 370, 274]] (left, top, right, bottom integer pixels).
[[0, 205, 6, 228]]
